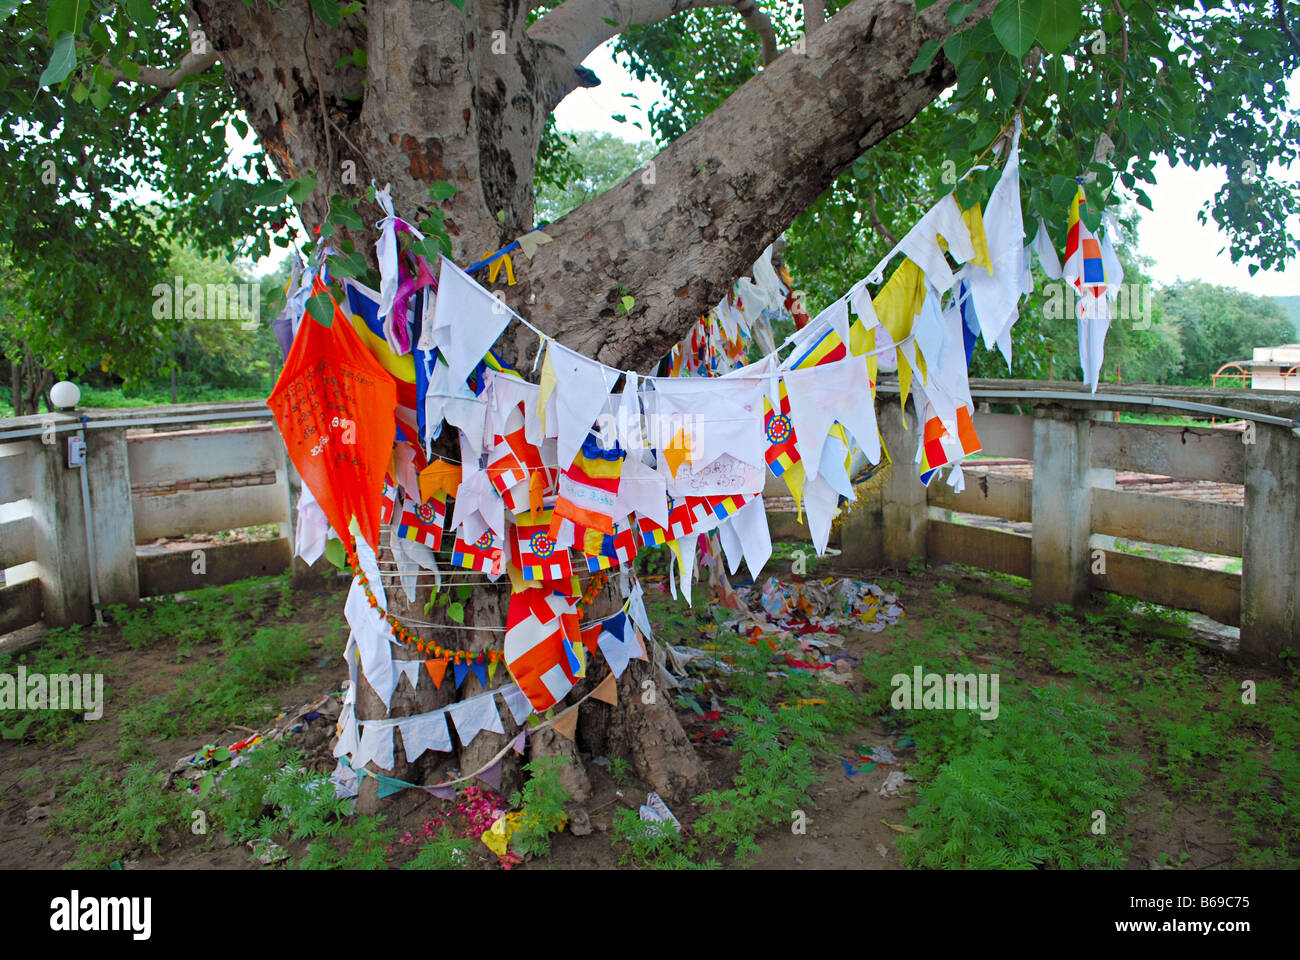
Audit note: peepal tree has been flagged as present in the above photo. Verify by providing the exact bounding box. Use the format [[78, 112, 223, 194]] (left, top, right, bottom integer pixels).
[[5, 0, 1299, 806]]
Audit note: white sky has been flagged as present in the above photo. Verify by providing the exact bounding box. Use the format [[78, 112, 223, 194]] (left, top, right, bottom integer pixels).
[[554, 42, 1298, 300]]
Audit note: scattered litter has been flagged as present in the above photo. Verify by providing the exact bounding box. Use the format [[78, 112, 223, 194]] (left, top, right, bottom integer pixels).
[[247, 839, 289, 865], [878, 770, 915, 798], [880, 820, 915, 833], [638, 791, 681, 836]]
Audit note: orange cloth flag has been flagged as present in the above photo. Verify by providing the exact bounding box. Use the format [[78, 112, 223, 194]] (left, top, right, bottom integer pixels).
[[267, 280, 398, 553]]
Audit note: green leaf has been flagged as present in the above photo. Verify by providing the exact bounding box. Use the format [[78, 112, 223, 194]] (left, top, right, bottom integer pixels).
[[40, 32, 77, 88], [456, 584, 473, 601], [991, 0, 1042, 59], [324, 538, 346, 569], [69, 81, 88, 103], [47, 0, 89, 38], [988, 50, 1021, 104], [249, 180, 289, 207], [620, 295, 635, 313], [326, 251, 369, 277], [946, 1, 980, 26], [288, 174, 317, 204], [446, 0, 466, 10], [447, 602, 465, 624], [125, 0, 156, 27], [309, 0, 342, 28], [89, 83, 110, 110], [915, 0, 942, 9], [352, 47, 367, 68], [429, 180, 457, 202], [305, 291, 335, 327], [910, 40, 942, 75], [1035, 0, 1082, 55]]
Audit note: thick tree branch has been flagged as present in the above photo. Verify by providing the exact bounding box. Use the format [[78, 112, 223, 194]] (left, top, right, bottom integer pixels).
[[104, 49, 219, 91], [530, 0, 755, 68], [734, 0, 779, 64], [507, 0, 1002, 372], [804, 0, 826, 29]]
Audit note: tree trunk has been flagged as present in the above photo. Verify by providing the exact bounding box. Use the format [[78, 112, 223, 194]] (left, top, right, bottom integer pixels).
[[199, 0, 989, 809]]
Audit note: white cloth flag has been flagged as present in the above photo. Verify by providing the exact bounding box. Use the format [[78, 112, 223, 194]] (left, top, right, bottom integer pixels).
[[430, 255, 512, 390], [645, 375, 767, 471], [870, 193, 976, 292], [423, 351, 488, 457], [1034, 215, 1064, 280], [626, 579, 653, 642], [344, 577, 397, 709], [333, 709, 359, 759], [451, 463, 506, 545], [374, 185, 401, 340], [782, 355, 880, 480], [355, 722, 396, 772], [615, 449, 668, 529], [398, 713, 452, 763], [717, 494, 772, 580], [801, 473, 841, 556], [394, 658, 423, 694], [598, 613, 645, 679], [964, 115, 1027, 359], [448, 693, 506, 745], [1078, 293, 1112, 393], [500, 685, 535, 726], [485, 370, 545, 447], [548, 341, 618, 472], [294, 482, 329, 565]]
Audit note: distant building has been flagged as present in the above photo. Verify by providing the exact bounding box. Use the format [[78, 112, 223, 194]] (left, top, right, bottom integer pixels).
[[1250, 344, 1300, 391], [1212, 345, 1300, 391]]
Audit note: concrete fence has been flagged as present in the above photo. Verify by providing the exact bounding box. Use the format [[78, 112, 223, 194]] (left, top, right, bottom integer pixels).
[[1, 382, 1297, 658], [839, 380, 1300, 660], [0, 402, 295, 634]]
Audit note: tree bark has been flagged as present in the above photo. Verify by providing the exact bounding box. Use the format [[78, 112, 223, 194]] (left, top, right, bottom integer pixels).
[[198, 0, 992, 810]]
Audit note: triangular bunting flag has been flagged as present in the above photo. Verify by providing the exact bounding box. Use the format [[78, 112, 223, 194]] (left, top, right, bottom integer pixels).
[[591, 672, 618, 705], [424, 657, 449, 689], [550, 707, 579, 742]]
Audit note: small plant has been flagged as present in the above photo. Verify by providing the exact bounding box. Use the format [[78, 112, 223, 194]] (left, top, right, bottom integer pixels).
[[54, 764, 183, 869], [611, 808, 716, 869], [507, 757, 572, 858], [607, 755, 632, 787]]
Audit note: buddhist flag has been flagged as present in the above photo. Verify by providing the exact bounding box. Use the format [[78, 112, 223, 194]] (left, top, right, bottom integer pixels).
[[504, 587, 583, 712], [380, 477, 398, 525], [451, 528, 504, 575], [510, 510, 574, 583], [788, 324, 847, 370], [1063, 185, 1107, 301], [396, 492, 446, 550], [919, 404, 982, 486], [553, 434, 624, 535], [582, 525, 638, 573]]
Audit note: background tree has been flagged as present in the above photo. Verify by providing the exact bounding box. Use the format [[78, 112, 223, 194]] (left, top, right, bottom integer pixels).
[[1161, 280, 1297, 383], [5, 0, 1300, 806]]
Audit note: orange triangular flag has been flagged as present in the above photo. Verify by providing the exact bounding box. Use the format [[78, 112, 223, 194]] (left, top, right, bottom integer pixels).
[[550, 707, 579, 741], [591, 672, 618, 706], [420, 458, 462, 502], [424, 657, 449, 689]]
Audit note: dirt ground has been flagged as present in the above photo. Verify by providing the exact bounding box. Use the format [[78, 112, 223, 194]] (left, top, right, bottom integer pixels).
[[0, 566, 1254, 870]]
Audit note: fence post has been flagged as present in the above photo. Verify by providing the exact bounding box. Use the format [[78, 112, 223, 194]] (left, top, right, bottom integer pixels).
[[29, 417, 90, 625], [880, 397, 926, 568], [85, 426, 140, 609], [1030, 407, 1113, 607], [1241, 423, 1300, 658]]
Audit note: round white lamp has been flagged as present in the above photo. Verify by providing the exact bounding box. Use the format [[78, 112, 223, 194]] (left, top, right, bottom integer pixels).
[[50, 380, 81, 411]]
